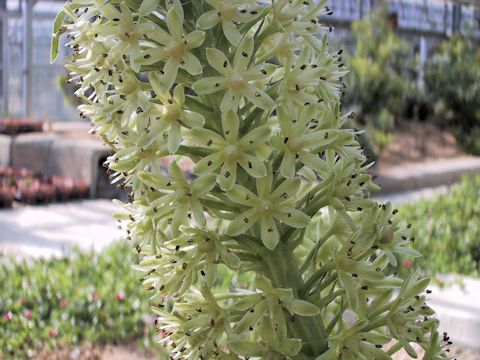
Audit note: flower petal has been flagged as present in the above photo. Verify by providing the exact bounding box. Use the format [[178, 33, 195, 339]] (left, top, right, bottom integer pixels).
[[190, 199, 206, 225], [301, 130, 339, 148], [193, 152, 224, 174], [271, 178, 301, 201], [277, 106, 293, 133], [181, 52, 203, 75], [234, 36, 254, 71], [185, 30, 205, 49], [138, 47, 167, 66], [172, 84, 185, 105], [206, 48, 231, 75], [182, 110, 205, 128], [238, 153, 267, 178], [172, 203, 189, 234], [197, 9, 220, 30], [220, 91, 240, 112], [221, 19, 241, 45], [222, 109, 239, 142], [139, 0, 160, 16], [149, 25, 171, 45], [149, 71, 167, 96], [298, 151, 328, 175], [227, 208, 256, 236], [243, 85, 274, 111], [168, 161, 186, 183], [256, 174, 272, 198], [218, 162, 237, 191], [226, 184, 257, 206], [204, 255, 217, 287], [261, 216, 279, 250], [279, 151, 296, 178], [191, 174, 217, 194], [239, 126, 271, 148], [191, 128, 225, 147], [166, 6, 184, 39], [161, 57, 180, 90], [275, 207, 310, 228], [167, 122, 182, 154], [192, 77, 226, 95], [137, 171, 171, 189], [245, 63, 277, 81]]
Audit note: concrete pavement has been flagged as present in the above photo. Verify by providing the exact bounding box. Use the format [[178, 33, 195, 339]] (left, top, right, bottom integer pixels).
[[0, 200, 124, 258]]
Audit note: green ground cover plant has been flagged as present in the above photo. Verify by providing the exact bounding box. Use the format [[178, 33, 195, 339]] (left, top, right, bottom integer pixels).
[[400, 176, 480, 278], [0, 242, 155, 359]]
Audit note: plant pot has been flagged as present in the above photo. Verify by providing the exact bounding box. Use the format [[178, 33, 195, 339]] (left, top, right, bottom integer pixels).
[[0, 185, 15, 208]]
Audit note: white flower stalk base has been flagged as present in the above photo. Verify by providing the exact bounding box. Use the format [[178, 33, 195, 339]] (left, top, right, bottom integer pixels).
[[53, 0, 452, 359]]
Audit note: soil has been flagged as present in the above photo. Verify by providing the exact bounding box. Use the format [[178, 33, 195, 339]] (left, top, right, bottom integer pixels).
[[34, 342, 478, 360], [392, 344, 478, 360], [375, 121, 469, 170], [33, 343, 162, 360]]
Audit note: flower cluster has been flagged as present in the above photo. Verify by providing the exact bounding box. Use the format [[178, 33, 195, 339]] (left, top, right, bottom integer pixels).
[[54, 0, 451, 358]]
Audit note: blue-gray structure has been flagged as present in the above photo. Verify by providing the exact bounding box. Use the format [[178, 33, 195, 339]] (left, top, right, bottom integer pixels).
[[326, 0, 480, 38], [0, 0, 479, 120], [0, 0, 74, 121]]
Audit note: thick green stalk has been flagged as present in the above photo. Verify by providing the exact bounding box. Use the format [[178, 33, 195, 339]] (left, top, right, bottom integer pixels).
[[263, 243, 329, 357]]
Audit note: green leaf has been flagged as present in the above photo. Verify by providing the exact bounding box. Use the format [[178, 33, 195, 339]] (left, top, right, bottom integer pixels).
[[290, 299, 320, 316], [50, 10, 68, 63], [50, 35, 60, 64], [338, 270, 359, 312], [228, 340, 265, 356], [278, 338, 303, 357]]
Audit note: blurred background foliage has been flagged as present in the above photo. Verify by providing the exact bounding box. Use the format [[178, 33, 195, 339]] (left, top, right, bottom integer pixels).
[[424, 35, 480, 154], [4, 176, 480, 358], [345, 6, 480, 158], [0, 243, 158, 359], [400, 176, 480, 279]]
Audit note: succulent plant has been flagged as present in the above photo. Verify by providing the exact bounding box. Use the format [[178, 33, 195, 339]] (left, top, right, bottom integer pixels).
[[53, 0, 452, 358]]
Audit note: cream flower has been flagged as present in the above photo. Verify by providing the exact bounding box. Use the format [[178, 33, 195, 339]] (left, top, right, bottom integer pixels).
[[148, 72, 205, 153], [197, 0, 262, 45], [135, 1, 205, 89], [226, 174, 310, 250], [271, 105, 340, 178], [138, 161, 216, 236], [192, 36, 275, 112], [192, 109, 270, 190]]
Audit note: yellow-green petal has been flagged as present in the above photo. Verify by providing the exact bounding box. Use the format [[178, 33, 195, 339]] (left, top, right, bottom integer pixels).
[[192, 77, 226, 95], [227, 208, 256, 236], [206, 48, 231, 75], [260, 216, 279, 250], [221, 19, 241, 45], [197, 9, 220, 30]]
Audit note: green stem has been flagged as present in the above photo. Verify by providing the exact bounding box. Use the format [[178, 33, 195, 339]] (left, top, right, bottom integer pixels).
[[386, 342, 403, 356], [300, 262, 335, 297], [263, 243, 329, 357]]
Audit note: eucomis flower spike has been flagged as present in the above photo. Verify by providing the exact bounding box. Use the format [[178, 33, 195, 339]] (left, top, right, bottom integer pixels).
[[53, 0, 452, 358]]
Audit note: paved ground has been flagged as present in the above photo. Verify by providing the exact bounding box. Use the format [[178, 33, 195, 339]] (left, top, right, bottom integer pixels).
[[373, 156, 480, 193], [1, 186, 479, 355], [374, 184, 450, 205], [0, 200, 123, 258], [0, 185, 450, 258]]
